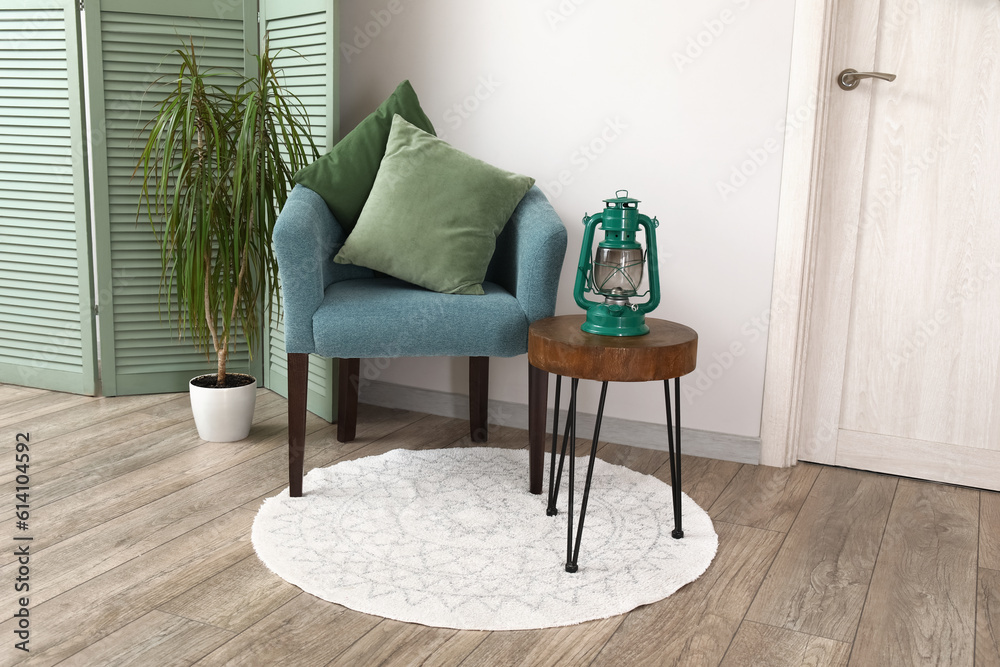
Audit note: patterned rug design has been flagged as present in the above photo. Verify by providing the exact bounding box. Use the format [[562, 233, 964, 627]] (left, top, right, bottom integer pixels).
[[252, 447, 718, 630]]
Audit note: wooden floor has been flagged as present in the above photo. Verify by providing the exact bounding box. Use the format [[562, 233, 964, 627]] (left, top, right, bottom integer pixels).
[[0, 384, 998, 666]]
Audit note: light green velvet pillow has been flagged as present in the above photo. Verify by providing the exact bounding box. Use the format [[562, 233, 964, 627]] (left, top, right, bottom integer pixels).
[[292, 80, 435, 235], [333, 114, 535, 295]]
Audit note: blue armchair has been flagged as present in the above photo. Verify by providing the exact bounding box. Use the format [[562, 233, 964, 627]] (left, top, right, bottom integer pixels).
[[274, 184, 567, 497]]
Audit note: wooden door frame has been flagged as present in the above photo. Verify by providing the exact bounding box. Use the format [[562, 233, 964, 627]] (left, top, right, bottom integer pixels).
[[759, 0, 838, 466]]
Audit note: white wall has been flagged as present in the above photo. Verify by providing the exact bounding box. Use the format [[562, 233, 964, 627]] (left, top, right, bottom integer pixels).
[[339, 0, 797, 439]]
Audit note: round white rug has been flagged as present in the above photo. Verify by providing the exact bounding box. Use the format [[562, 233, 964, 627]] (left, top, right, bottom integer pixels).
[[252, 447, 717, 631]]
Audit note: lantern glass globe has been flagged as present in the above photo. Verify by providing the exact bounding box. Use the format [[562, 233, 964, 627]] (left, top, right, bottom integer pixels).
[[592, 246, 644, 298]]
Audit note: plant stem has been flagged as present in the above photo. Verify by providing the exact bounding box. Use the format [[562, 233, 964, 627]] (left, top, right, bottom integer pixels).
[[204, 252, 224, 386], [216, 344, 228, 387], [224, 206, 252, 387]]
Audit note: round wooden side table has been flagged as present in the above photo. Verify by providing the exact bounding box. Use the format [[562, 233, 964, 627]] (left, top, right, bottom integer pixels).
[[527, 314, 698, 572]]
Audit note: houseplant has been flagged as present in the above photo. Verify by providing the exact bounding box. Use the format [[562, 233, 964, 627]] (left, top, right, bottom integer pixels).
[[136, 38, 316, 441]]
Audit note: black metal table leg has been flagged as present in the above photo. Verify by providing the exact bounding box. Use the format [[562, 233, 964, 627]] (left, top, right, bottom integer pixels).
[[546, 375, 561, 515], [565, 378, 578, 570], [664, 377, 684, 539], [547, 376, 575, 516], [546, 378, 610, 573], [567, 381, 608, 572], [547, 376, 684, 570]]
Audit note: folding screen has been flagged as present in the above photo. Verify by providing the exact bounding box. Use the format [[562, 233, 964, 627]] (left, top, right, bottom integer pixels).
[[0, 0, 98, 394], [85, 0, 258, 396], [260, 0, 339, 421], [1, 0, 339, 418]]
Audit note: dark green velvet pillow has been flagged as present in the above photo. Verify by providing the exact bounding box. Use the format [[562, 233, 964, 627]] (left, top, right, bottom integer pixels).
[[293, 80, 435, 234], [333, 115, 535, 295]]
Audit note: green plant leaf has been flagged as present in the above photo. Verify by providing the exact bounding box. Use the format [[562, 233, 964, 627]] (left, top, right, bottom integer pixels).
[[134, 36, 318, 386]]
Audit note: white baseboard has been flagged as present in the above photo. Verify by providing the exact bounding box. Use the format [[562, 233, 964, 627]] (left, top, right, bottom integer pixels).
[[360, 380, 760, 465]]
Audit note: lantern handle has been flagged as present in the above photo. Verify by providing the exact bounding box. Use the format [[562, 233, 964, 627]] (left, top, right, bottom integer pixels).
[[573, 212, 603, 310], [616, 189, 628, 198], [638, 213, 660, 313]]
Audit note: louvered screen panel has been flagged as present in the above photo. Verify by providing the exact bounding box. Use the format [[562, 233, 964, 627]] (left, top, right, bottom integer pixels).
[[86, 0, 257, 395], [261, 0, 339, 421], [0, 0, 97, 394]]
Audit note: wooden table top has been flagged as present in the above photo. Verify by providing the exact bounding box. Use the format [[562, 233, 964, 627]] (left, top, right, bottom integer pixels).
[[528, 315, 698, 382]]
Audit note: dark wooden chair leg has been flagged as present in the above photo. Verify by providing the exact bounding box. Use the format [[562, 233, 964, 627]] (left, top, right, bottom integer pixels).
[[288, 353, 309, 497], [528, 363, 548, 494], [469, 356, 489, 442], [337, 358, 359, 443]]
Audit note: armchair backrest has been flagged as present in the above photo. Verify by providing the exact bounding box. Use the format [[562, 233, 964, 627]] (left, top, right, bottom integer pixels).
[[486, 186, 568, 323]]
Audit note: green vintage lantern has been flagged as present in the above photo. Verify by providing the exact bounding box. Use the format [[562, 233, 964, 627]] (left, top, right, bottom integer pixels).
[[573, 190, 660, 336]]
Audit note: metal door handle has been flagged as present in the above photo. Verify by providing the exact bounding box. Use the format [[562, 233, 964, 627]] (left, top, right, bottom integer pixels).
[[837, 68, 897, 90]]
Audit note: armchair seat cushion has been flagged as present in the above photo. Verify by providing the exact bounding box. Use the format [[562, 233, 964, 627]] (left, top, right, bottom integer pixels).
[[312, 277, 529, 359]]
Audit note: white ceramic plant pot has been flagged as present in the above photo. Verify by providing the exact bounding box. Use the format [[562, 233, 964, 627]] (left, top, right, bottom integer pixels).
[[189, 374, 257, 442]]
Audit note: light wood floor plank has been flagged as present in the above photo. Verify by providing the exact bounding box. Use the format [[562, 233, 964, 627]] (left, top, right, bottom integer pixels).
[[0, 390, 96, 426], [745, 466, 896, 642], [590, 521, 784, 666], [55, 610, 234, 667], [978, 568, 1000, 667], [21, 411, 321, 557], [596, 439, 673, 472], [0, 409, 178, 498], [0, 422, 340, 605], [131, 391, 213, 423], [292, 414, 474, 482], [31, 408, 180, 475], [341, 413, 477, 456], [0, 390, 277, 493], [420, 630, 490, 667], [453, 421, 532, 450], [159, 554, 301, 633], [720, 621, 851, 667], [710, 461, 821, 533], [18, 395, 176, 439], [329, 619, 464, 667], [343, 402, 440, 446], [193, 595, 381, 666], [27, 391, 292, 510], [0, 508, 256, 667], [0, 392, 165, 440], [982, 491, 1000, 570], [0, 383, 46, 403], [457, 617, 623, 667], [654, 453, 742, 512], [33, 393, 291, 503], [850, 479, 978, 667]]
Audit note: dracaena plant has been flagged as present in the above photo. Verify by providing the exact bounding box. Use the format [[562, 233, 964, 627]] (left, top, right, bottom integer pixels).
[[136, 37, 316, 387]]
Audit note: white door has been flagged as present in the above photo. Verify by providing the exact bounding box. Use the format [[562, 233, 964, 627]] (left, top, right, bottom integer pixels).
[[796, 0, 1000, 489]]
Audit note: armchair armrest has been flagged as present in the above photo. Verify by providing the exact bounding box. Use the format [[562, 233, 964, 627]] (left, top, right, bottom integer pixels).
[[489, 186, 568, 323], [273, 185, 373, 353]]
